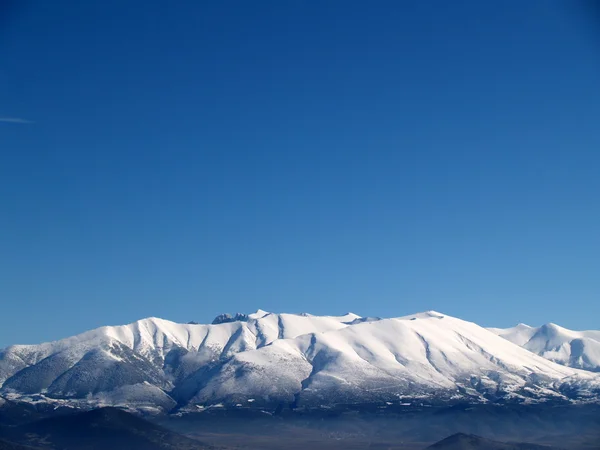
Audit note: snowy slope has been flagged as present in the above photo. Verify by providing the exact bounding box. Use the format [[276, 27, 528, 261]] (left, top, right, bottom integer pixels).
[[489, 323, 600, 372], [1, 311, 599, 412], [185, 311, 600, 407], [0, 311, 357, 403]]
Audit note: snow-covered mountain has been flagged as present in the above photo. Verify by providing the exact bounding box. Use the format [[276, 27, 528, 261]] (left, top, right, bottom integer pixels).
[[1, 311, 599, 413], [489, 323, 600, 372]]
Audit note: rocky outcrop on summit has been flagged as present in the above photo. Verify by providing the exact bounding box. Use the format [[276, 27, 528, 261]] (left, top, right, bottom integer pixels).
[[211, 313, 249, 325]]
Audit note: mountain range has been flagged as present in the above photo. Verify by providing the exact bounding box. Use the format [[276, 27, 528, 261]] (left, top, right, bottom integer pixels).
[[1, 310, 599, 413]]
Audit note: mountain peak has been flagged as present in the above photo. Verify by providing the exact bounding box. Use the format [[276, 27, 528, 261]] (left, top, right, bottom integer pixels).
[[535, 322, 572, 338], [248, 309, 270, 319], [399, 310, 447, 321], [490, 321, 600, 371]]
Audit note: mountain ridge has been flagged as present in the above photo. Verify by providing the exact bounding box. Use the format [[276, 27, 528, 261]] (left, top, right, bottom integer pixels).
[[489, 323, 600, 372], [1, 311, 599, 413]]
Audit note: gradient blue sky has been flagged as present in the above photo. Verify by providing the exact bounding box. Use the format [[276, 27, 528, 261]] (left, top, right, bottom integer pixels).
[[1, 1, 599, 347]]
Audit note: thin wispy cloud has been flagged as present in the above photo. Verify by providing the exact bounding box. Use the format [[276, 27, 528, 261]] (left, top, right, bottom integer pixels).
[[0, 117, 34, 124]]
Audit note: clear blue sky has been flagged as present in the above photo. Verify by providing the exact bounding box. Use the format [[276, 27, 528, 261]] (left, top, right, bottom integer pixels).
[[1, 1, 599, 347]]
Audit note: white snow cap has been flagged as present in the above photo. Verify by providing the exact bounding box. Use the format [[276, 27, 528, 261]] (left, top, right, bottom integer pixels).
[[1, 310, 599, 411]]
